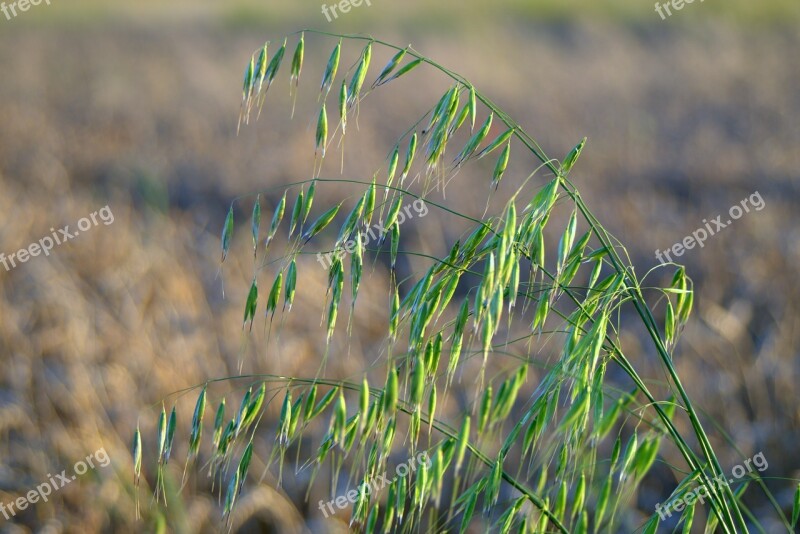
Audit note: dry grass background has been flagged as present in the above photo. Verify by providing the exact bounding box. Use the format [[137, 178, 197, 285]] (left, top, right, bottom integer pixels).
[[0, 1, 799, 532]]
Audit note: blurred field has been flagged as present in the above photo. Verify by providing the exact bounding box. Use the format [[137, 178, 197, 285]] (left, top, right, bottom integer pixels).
[[1, 0, 799, 532], [10, 0, 800, 26]]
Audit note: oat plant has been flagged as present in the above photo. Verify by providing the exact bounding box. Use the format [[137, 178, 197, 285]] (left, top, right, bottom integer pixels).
[[132, 31, 793, 533]]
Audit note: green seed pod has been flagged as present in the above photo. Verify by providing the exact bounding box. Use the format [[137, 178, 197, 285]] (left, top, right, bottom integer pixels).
[[156, 406, 167, 461], [386, 145, 399, 188], [132, 425, 142, 485], [289, 191, 303, 238], [310, 387, 337, 422], [427, 385, 437, 433], [267, 191, 286, 246], [478, 128, 514, 160], [561, 136, 586, 175], [320, 39, 341, 95], [468, 86, 477, 131], [212, 399, 226, 448], [374, 47, 407, 87], [338, 79, 347, 134], [359, 377, 370, 429], [243, 278, 258, 330], [402, 132, 418, 180], [303, 385, 317, 422], [302, 204, 341, 243], [243, 382, 266, 429], [455, 416, 470, 472], [266, 271, 282, 319], [347, 42, 372, 107], [492, 142, 510, 188], [289, 33, 304, 87], [455, 112, 492, 165], [189, 387, 207, 458], [284, 260, 296, 312], [316, 104, 328, 156], [385, 368, 399, 414], [221, 205, 234, 263], [256, 43, 268, 92], [363, 178, 376, 226], [553, 479, 568, 521], [302, 181, 316, 224]]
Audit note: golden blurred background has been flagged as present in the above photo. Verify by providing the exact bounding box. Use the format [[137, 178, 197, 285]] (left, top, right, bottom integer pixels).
[[1, 0, 799, 532]]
